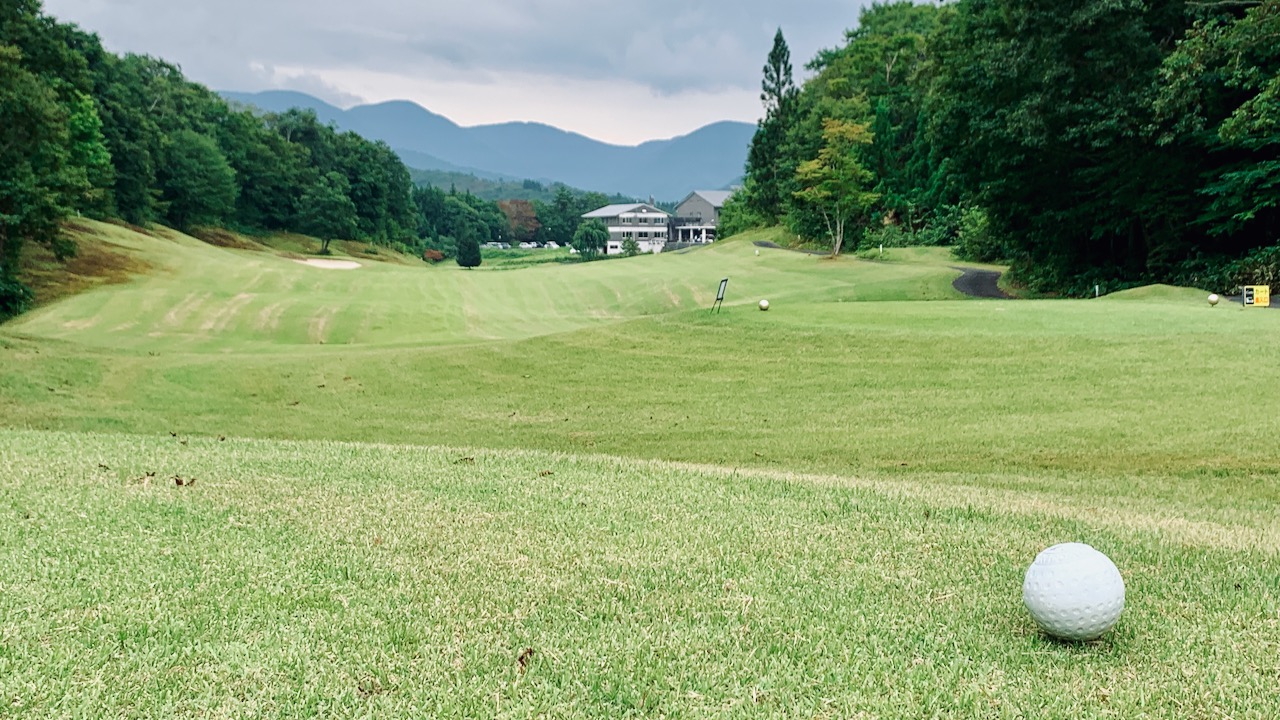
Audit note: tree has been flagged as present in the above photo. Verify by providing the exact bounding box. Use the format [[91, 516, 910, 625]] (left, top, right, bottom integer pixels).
[[65, 91, 114, 217], [455, 226, 482, 268], [297, 172, 358, 253], [92, 52, 163, 225], [928, 0, 1202, 288], [498, 199, 541, 243], [156, 129, 237, 231], [537, 185, 579, 247], [622, 236, 641, 257], [456, 191, 506, 244], [210, 104, 309, 231], [444, 194, 484, 268], [793, 119, 878, 257], [825, 2, 950, 231], [761, 27, 797, 117], [718, 179, 768, 236], [1155, 1, 1280, 245], [572, 220, 609, 260], [743, 29, 801, 223], [0, 44, 73, 286], [413, 185, 447, 243]]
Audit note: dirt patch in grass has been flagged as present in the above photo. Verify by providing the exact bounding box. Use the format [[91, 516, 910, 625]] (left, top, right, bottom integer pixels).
[[294, 259, 361, 270], [17, 224, 154, 307]]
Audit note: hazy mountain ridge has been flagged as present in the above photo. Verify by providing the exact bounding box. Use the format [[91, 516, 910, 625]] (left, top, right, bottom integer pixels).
[[220, 91, 754, 201]]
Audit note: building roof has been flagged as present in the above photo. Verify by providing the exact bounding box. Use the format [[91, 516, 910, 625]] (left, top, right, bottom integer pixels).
[[582, 203, 668, 219], [681, 190, 734, 209]]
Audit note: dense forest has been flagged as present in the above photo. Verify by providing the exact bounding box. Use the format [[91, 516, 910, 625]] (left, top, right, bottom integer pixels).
[[0, 0, 634, 316], [729, 0, 1279, 295]]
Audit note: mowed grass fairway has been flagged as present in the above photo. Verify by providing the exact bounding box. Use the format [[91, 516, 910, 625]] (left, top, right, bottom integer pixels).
[[1, 222, 1277, 718]]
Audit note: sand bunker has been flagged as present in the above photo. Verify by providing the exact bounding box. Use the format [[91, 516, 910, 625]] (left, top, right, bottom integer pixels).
[[294, 258, 361, 270]]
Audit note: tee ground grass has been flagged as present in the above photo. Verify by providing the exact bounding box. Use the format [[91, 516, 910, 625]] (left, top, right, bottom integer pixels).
[[1, 431, 1276, 718]]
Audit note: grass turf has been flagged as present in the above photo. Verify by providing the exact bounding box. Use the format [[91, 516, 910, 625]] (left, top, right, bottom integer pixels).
[[1, 221, 1277, 718], [2, 432, 1276, 718]]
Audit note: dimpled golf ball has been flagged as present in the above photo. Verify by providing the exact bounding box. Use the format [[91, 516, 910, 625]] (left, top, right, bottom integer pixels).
[[1208, 293, 1220, 306], [1023, 543, 1125, 641], [759, 299, 769, 311]]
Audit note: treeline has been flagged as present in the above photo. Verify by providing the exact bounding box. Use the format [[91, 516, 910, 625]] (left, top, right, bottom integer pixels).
[[0, 0, 622, 317], [409, 169, 634, 206], [415, 184, 616, 255], [729, 1, 1280, 294], [0, 0, 423, 314]]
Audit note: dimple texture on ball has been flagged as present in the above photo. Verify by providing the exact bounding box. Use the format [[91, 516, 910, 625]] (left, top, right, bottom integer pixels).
[[1023, 543, 1125, 641]]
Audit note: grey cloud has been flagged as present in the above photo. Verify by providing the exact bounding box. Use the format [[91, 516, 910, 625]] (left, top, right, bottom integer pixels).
[[43, 0, 866, 95], [269, 70, 367, 107]]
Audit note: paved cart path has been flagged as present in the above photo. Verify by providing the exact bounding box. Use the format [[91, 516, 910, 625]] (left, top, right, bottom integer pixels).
[[950, 266, 1012, 299]]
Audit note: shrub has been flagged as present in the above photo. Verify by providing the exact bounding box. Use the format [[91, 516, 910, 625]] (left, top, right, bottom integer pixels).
[[953, 205, 1007, 263], [422, 249, 445, 263], [0, 277, 34, 320], [718, 188, 765, 237], [1171, 244, 1280, 295], [1227, 244, 1280, 291], [860, 222, 913, 250], [914, 204, 964, 247]]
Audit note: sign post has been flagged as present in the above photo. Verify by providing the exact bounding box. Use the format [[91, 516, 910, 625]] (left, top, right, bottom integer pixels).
[[1243, 285, 1271, 308], [712, 278, 729, 314]]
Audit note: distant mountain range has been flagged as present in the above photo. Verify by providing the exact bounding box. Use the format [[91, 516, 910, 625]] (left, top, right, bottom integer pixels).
[[220, 91, 755, 201]]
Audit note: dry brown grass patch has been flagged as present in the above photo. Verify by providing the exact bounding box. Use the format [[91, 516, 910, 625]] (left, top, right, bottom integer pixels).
[[17, 224, 154, 307], [190, 227, 265, 250]]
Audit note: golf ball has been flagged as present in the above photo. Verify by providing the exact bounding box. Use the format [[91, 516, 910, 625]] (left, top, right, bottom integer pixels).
[[1208, 293, 1220, 306], [759, 299, 769, 311], [1023, 543, 1125, 641]]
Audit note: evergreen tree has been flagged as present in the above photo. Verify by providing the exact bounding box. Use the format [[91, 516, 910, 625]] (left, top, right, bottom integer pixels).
[[743, 29, 800, 224], [455, 225, 482, 268]]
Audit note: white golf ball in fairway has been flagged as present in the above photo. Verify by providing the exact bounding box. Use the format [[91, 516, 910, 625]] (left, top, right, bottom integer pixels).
[[1208, 293, 1220, 306], [1023, 543, 1125, 641], [759, 299, 769, 311]]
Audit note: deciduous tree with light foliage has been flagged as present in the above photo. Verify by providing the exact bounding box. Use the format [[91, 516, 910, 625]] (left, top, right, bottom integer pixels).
[[793, 119, 878, 257]]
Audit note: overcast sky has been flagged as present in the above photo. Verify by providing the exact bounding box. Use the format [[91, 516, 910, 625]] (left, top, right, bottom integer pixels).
[[41, 0, 870, 146]]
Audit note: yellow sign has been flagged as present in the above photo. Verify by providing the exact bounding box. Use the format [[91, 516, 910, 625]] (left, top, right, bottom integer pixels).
[[1243, 285, 1271, 307]]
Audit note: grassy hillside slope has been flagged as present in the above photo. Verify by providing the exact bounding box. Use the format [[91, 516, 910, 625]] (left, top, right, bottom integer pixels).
[[8, 223, 961, 352]]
